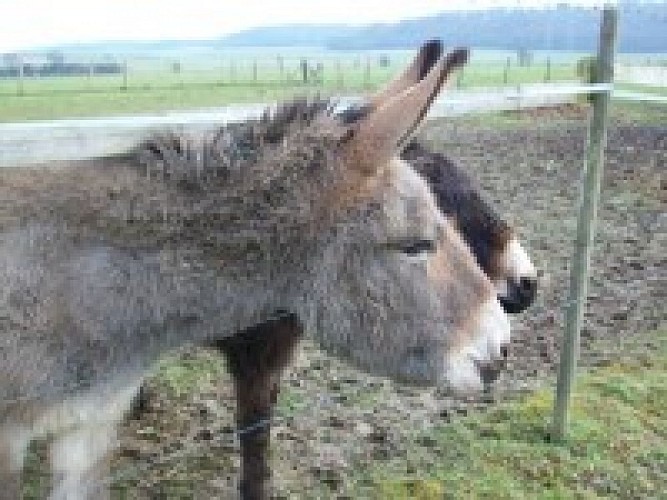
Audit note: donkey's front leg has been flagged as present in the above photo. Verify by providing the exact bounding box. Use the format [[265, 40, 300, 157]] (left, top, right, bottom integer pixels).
[[0, 440, 24, 500], [0, 425, 32, 500], [215, 313, 302, 500], [48, 425, 116, 500]]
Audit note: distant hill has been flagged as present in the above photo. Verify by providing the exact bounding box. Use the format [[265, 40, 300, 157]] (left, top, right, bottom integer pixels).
[[219, 4, 666, 53], [218, 25, 350, 48], [25, 3, 667, 55]]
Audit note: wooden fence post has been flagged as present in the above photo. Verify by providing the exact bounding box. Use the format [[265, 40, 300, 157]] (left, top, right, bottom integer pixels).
[[551, 5, 618, 442], [545, 57, 552, 82], [335, 60, 343, 90], [504, 56, 511, 85], [277, 55, 284, 83], [121, 60, 128, 91], [300, 59, 308, 84], [17, 55, 24, 96], [230, 61, 237, 84]]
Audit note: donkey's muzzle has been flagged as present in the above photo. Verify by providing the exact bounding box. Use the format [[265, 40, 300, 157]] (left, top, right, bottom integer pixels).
[[499, 277, 537, 314]]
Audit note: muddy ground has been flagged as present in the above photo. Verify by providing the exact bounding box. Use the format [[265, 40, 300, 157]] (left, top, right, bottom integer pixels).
[[100, 105, 666, 499]]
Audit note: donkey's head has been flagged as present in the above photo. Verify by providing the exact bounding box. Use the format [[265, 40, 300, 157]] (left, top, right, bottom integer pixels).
[[402, 142, 538, 314], [275, 41, 512, 393]]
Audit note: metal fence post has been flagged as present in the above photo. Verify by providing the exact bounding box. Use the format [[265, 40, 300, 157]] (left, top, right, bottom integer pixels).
[[551, 5, 618, 442]]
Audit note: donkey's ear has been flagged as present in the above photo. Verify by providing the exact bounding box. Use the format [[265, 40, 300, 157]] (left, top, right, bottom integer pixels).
[[342, 47, 468, 175], [369, 39, 443, 109]]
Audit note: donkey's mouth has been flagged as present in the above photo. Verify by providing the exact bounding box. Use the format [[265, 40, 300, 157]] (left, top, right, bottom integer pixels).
[[474, 356, 507, 386]]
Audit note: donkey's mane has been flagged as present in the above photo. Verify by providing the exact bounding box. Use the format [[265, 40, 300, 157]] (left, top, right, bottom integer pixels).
[[126, 98, 335, 190], [0, 99, 348, 271], [78, 97, 365, 264]]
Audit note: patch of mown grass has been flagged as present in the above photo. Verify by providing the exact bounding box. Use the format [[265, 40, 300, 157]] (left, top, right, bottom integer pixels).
[[442, 95, 665, 132], [609, 100, 667, 126], [358, 330, 667, 499], [616, 83, 667, 97], [446, 109, 546, 130], [0, 83, 319, 122], [276, 389, 310, 417], [153, 349, 228, 399]]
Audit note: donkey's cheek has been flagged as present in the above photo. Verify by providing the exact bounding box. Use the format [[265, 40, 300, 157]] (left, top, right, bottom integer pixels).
[[399, 347, 440, 385]]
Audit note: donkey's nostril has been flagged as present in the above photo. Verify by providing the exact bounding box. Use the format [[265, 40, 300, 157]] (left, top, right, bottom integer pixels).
[[476, 360, 502, 386], [500, 344, 509, 360], [499, 276, 537, 314], [519, 277, 537, 296]]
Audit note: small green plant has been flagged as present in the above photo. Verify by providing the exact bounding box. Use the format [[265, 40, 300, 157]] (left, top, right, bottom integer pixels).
[[577, 55, 599, 103]]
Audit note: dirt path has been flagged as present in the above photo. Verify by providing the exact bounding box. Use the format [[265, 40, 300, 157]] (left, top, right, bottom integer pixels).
[[108, 108, 666, 499]]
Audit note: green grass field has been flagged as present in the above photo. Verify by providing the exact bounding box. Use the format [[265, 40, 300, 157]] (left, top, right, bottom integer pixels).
[[354, 330, 667, 499], [96, 329, 664, 500], [143, 330, 667, 499], [0, 59, 580, 122], [616, 83, 667, 97]]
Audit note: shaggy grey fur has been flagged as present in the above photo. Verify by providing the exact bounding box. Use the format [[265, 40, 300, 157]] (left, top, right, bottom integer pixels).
[[1, 93, 493, 407]]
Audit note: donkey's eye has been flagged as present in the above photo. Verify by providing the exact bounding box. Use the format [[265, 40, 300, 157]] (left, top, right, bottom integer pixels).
[[399, 239, 436, 255]]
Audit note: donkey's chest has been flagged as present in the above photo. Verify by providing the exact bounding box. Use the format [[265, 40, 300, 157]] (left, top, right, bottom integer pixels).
[[2, 226, 284, 401]]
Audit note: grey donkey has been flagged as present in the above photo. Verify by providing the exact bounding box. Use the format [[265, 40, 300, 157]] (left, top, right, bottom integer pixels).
[[127, 138, 540, 499], [1, 41, 511, 499], [127, 137, 540, 499]]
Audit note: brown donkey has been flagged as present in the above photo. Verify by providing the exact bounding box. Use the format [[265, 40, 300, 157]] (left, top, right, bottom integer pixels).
[[1, 41, 511, 499], [403, 140, 538, 313]]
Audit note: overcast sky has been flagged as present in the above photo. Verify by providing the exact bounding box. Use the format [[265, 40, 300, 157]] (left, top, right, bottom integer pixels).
[[0, 0, 617, 52]]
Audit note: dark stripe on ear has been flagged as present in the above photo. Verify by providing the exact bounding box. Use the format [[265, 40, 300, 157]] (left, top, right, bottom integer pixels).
[[418, 39, 444, 80], [398, 47, 469, 148]]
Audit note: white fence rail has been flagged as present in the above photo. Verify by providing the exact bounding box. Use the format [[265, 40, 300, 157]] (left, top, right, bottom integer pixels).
[[1, 82, 663, 168]]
